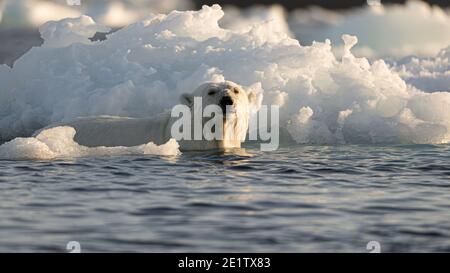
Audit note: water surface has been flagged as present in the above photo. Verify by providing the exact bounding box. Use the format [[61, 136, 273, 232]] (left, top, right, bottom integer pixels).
[[1, 144, 450, 252]]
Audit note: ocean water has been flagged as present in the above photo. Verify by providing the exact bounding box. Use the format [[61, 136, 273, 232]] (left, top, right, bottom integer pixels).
[[1, 144, 450, 253]]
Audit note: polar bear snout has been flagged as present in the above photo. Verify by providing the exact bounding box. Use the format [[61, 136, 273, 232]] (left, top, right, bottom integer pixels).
[[219, 95, 234, 114]]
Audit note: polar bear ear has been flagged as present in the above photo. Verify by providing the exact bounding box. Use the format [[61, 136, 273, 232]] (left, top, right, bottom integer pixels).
[[247, 91, 257, 105], [180, 93, 194, 107], [246, 84, 263, 112], [247, 89, 262, 108]]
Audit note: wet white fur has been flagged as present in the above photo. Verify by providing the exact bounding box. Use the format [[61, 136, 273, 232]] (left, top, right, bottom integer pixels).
[[33, 81, 257, 151]]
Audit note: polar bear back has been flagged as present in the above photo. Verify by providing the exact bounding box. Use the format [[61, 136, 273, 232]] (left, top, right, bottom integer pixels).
[[61, 115, 171, 147]]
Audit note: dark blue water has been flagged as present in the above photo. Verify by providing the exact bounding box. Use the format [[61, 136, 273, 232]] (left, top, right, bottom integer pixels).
[[1, 144, 450, 252]]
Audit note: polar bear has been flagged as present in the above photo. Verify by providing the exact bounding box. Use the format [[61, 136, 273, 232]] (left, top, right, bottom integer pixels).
[[35, 81, 258, 151]]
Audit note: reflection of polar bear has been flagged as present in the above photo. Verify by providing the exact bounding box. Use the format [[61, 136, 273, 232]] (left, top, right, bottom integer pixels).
[[34, 81, 258, 151]]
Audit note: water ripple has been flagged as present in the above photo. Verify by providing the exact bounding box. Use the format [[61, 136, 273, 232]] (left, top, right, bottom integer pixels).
[[1, 144, 450, 252]]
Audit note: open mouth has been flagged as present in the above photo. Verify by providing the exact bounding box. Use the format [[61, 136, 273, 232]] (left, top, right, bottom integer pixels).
[[219, 96, 235, 114]]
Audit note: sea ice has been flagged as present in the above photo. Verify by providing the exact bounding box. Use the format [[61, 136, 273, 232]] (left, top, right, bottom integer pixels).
[[289, 0, 450, 59], [220, 5, 291, 37], [0, 4, 450, 160], [0, 126, 180, 160], [0, 0, 193, 28], [394, 46, 450, 92]]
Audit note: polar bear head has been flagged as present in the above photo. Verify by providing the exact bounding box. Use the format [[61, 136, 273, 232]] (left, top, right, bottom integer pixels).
[[176, 81, 258, 150]]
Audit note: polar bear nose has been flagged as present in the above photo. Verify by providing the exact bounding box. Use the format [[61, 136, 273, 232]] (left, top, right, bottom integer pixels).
[[219, 95, 234, 113]]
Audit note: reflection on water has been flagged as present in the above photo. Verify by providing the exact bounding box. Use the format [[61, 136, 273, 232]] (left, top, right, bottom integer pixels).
[[1, 144, 450, 252]]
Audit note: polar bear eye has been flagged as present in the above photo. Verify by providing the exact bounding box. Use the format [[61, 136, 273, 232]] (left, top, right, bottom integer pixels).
[[233, 88, 239, 94], [208, 89, 217, 96]]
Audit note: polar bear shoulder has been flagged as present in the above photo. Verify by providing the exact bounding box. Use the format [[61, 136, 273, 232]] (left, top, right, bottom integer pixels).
[[38, 114, 172, 148]]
